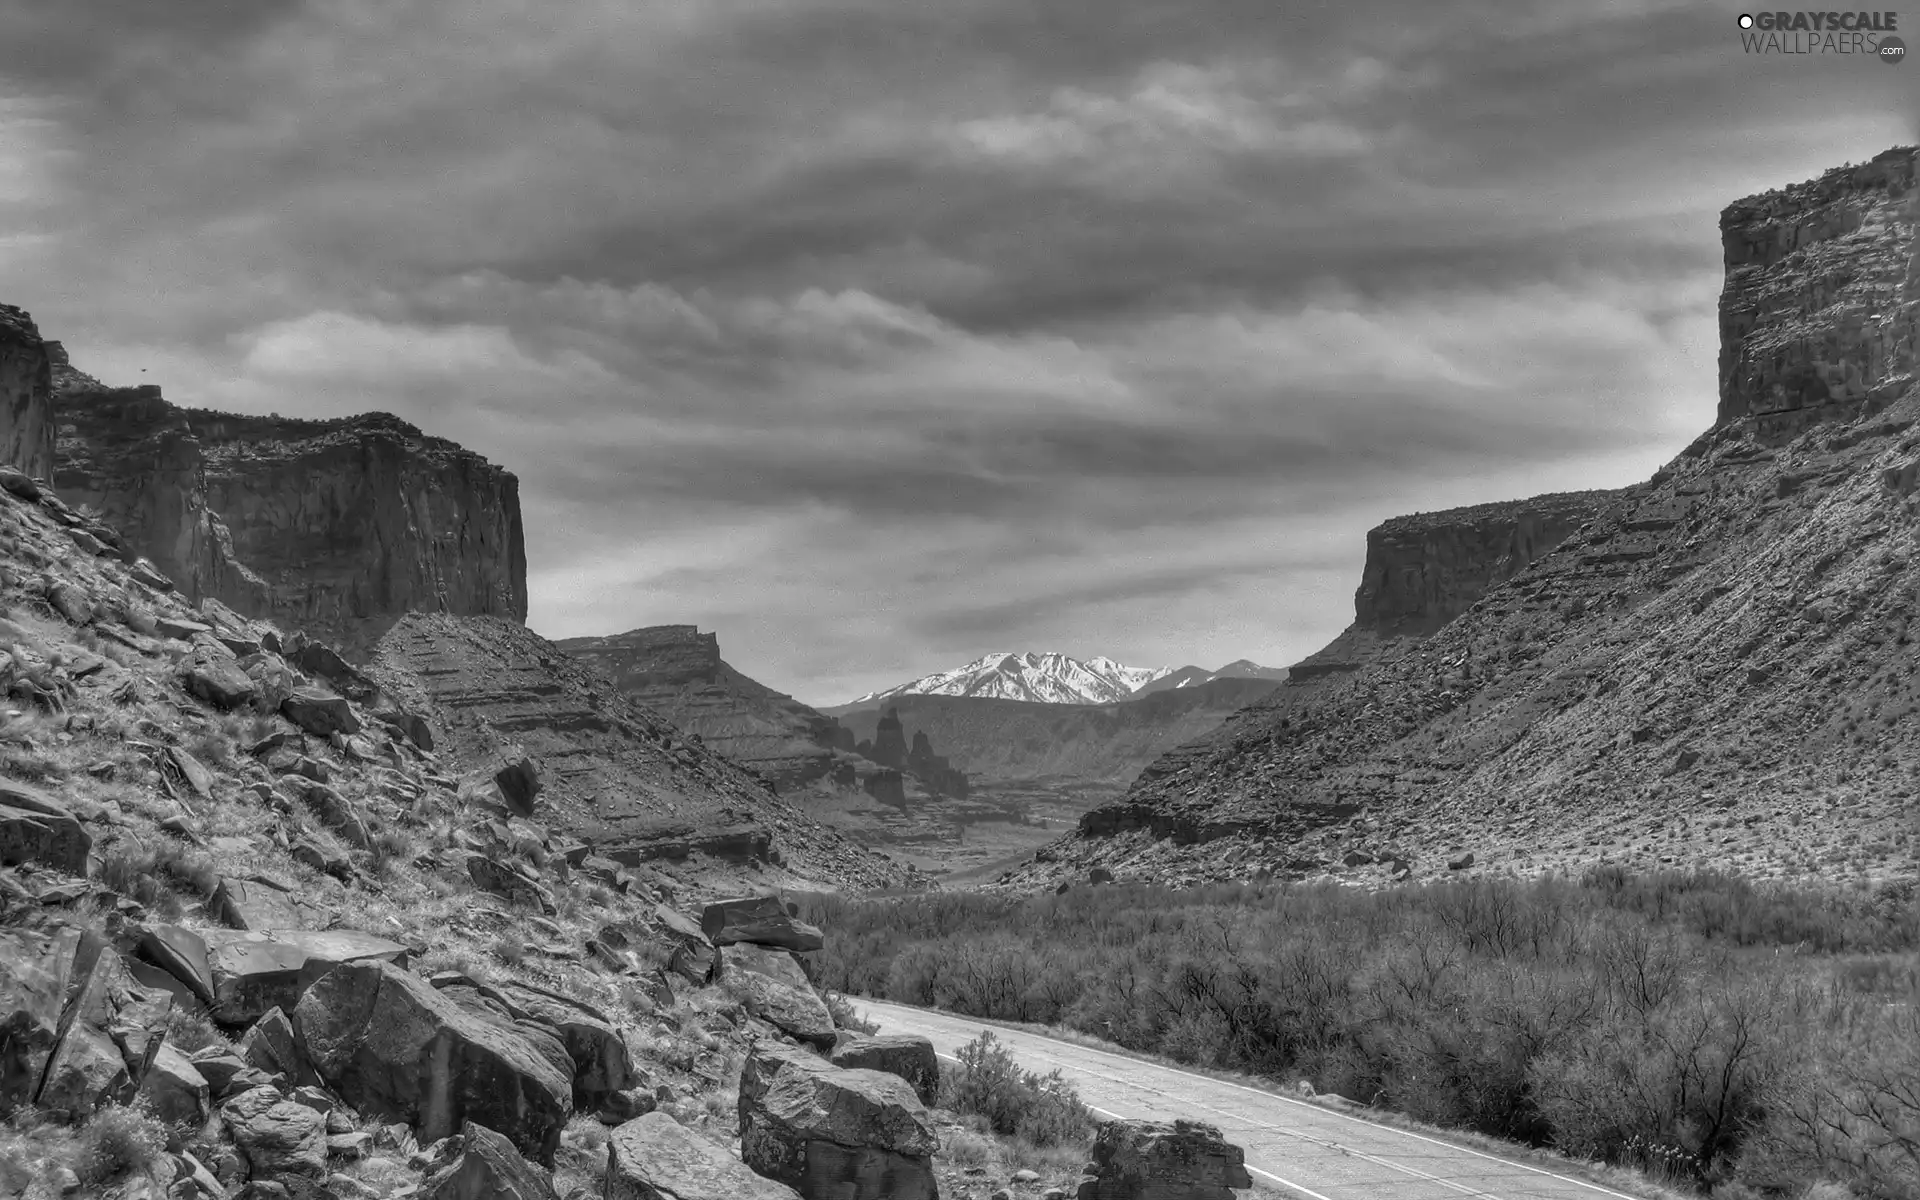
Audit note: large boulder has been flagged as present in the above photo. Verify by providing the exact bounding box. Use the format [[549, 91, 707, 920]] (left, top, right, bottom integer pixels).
[[1074, 1119, 1253, 1200], [135, 924, 216, 1006], [492, 981, 634, 1114], [209, 876, 332, 932], [0, 927, 76, 1116], [0, 780, 92, 874], [291, 960, 572, 1167], [606, 1111, 801, 1200], [420, 1119, 559, 1200], [280, 687, 361, 737], [738, 1041, 938, 1200], [718, 943, 836, 1050], [140, 1041, 211, 1128], [186, 662, 257, 709], [203, 929, 411, 1026], [829, 1034, 939, 1107], [700, 895, 824, 952], [32, 935, 173, 1122], [221, 1084, 328, 1182]]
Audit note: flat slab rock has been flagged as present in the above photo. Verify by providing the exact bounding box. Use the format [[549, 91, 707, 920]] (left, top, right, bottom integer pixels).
[[700, 895, 824, 952], [606, 1111, 800, 1200], [200, 928, 411, 1026]]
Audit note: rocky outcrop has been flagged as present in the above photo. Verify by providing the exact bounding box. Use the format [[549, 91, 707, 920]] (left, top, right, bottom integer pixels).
[[738, 1041, 940, 1200], [0, 926, 172, 1122], [0, 305, 54, 481], [829, 1034, 939, 1107], [701, 895, 825, 951], [1075, 1119, 1252, 1200], [1005, 146, 1920, 891], [1286, 489, 1629, 680], [291, 959, 573, 1167], [716, 943, 837, 1049], [372, 613, 909, 890], [55, 374, 527, 655], [1719, 146, 1919, 437], [607, 1111, 803, 1200]]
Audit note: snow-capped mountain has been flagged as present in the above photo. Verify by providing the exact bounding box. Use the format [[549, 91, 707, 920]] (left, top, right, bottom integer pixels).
[[847, 652, 1175, 706], [1128, 659, 1289, 697]]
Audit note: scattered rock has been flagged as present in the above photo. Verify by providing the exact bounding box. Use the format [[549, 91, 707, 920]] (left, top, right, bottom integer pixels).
[[700, 895, 825, 952], [493, 758, 541, 818], [0, 780, 93, 874], [139, 1041, 211, 1128], [1447, 852, 1476, 871], [187, 662, 258, 709], [1088, 867, 1114, 885], [738, 1041, 938, 1200], [221, 1085, 329, 1182], [606, 1110, 801, 1200], [292, 959, 572, 1167], [716, 943, 836, 1049], [828, 1033, 939, 1107], [1074, 1118, 1251, 1200], [280, 688, 362, 737], [467, 855, 556, 915]]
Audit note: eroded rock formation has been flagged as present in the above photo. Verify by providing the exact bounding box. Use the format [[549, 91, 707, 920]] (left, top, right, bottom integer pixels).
[[55, 374, 526, 656], [0, 305, 55, 481]]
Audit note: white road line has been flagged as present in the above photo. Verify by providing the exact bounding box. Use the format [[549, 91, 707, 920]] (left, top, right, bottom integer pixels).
[[878, 1002, 1640, 1200]]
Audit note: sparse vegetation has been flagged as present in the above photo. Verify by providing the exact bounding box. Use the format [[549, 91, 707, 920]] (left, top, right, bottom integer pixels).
[[939, 1031, 1094, 1149], [806, 872, 1920, 1197]]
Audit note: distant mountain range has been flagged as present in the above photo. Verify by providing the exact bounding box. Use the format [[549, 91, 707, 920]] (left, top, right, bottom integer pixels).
[[841, 651, 1176, 707], [1128, 659, 1290, 696]]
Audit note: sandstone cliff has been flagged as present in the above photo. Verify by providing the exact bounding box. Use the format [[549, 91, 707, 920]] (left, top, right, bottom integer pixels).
[[54, 368, 525, 655], [0, 305, 55, 481], [1287, 489, 1629, 679], [1008, 145, 1920, 891]]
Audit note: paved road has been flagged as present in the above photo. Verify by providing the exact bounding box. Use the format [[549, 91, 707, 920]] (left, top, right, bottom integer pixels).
[[856, 998, 1641, 1200]]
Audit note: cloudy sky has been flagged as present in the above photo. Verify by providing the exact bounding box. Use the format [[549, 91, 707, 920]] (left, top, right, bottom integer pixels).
[[2, 1, 1913, 704]]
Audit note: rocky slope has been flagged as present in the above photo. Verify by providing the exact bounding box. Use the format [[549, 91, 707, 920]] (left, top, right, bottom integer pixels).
[[0, 457, 942, 1196], [834, 677, 1284, 786], [840, 651, 1173, 708], [1006, 145, 1920, 892], [371, 614, 912, 887], [0, 305, 55, 484], [53, 361, 525, 657]]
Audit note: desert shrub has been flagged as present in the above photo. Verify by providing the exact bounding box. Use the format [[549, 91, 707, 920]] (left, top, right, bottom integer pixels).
[[939, 1032, 1094, 1148], [163, 1007, 229, 1055], [98, 841, 219, 913], [803, 871, 1918, 1195], [824, 991, 878, 1034], [69, 1103, 167, 1187], [367, 828, 413, 878]]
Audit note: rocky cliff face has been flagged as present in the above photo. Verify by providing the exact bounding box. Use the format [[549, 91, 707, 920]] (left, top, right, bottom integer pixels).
[[1005, 145, 1920, 891], [1719, 147, 1919, 437], [1288, 489, 1628, 679], [0, 305, 54, 481], [54, 369, 525, 656]]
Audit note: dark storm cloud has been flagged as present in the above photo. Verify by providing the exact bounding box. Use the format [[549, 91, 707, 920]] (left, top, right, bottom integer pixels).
[[2, 0, 1912, 700]]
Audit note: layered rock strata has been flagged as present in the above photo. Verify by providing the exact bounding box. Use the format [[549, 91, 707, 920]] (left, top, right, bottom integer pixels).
[[55, 377, 526, 655], [0, 305, 55, 481]]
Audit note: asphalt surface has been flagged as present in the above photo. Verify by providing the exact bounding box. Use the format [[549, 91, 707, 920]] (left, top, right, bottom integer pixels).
[[856, 998, 1646, 1200]]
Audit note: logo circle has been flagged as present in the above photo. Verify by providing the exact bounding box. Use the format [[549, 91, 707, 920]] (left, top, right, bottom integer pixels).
[[1737, 12, 1754, 27], [1880, 35, 1907, 63]]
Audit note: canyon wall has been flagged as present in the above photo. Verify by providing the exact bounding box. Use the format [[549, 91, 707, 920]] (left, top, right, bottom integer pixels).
[[0, 305, 55, 481], [1718, 147, 1919, 437], [1288, 488, 1629, 678], [1007, 145, 1920, 890], [53, 369, 525, 655]]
